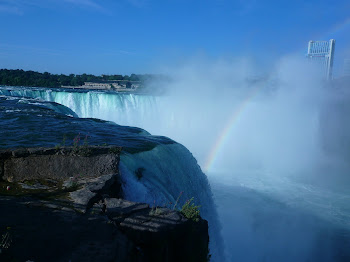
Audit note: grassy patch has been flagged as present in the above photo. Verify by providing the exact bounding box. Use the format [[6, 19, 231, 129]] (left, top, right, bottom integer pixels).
[[181, 198, 201, 222]]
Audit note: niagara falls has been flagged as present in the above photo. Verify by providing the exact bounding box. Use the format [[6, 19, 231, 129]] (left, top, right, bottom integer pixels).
[[1, 55, 350, 261], [1, 0, 350, 261]]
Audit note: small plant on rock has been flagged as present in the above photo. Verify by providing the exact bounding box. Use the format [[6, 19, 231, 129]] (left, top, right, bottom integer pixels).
[[71, 133, 92, 156], [173, 191, 183, 210], [83, 133, 89, 146], [79, 134, 92, 156], [72, 133, 81, 154], [149, 200, 165, 216], [55, 135, 67, 151], [181, 197, 201, 222], [149, 207, 164, 216]]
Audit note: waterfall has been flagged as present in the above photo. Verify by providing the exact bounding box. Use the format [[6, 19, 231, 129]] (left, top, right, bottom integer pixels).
[[119, 143, 224, 261], [0, 86, 225, 261], [0, 86, 213, 166], [0, 87, 159, 127]]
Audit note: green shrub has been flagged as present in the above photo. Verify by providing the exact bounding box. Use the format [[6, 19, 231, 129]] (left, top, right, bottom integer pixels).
[[181, 197, 201, 222]]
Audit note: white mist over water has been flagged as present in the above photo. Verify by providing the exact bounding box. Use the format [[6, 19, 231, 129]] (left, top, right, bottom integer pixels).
[[144, 56, 325, 173], [70, 55, 349, 261], [140, 56, 350, 261]]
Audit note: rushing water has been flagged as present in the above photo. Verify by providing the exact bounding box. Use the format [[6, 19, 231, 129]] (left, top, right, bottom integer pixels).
[[1, 86, 350, 261], [0, 88, 224, 261]]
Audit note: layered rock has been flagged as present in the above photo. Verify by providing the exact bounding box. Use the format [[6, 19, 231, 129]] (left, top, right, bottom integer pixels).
[[0, 146, 209, 262], [0, 146, 121, 182]]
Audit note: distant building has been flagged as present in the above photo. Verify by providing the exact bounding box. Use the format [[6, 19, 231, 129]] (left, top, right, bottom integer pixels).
[[344, 58, 350, 77], [307, 39, 335, 80], [83, 82, 113, 89]]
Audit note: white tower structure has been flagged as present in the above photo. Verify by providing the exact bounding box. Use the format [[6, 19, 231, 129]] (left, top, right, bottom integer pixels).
[[307, 39, 336, 80]]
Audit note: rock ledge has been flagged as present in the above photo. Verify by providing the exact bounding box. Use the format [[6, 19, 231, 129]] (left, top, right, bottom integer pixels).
[[0, 147, 209, 262]]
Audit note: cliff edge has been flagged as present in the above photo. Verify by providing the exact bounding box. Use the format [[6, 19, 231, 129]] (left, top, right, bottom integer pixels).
[[0, 146, 209, 262]]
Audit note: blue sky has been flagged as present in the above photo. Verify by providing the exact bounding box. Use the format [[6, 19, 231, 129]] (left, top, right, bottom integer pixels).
[[0, 0, 349, 76]]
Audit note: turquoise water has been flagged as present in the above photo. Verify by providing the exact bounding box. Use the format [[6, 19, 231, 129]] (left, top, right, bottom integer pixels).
[[211, 176, 350, 262]]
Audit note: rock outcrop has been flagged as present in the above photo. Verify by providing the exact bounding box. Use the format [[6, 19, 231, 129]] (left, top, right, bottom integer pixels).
[[0, 146, 209, 262]]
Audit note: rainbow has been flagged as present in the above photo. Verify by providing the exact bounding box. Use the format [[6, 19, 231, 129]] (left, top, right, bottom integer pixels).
[[204, 17, 350, 173], [204, 86, 261, 172]]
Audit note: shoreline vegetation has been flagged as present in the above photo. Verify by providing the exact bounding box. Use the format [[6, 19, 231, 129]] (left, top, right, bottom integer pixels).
[[0, 69, 168, 92]]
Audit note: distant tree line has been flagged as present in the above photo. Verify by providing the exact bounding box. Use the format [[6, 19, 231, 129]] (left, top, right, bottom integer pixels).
[[0, 69, 157, 88]]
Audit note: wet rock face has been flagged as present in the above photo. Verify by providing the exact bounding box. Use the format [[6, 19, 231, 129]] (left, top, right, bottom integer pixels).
[[0, 147, 209, 262], [0, 146, 121, 182]]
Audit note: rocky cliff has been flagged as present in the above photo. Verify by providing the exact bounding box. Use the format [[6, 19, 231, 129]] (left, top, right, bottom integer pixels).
[[0, 146, 209, 262]]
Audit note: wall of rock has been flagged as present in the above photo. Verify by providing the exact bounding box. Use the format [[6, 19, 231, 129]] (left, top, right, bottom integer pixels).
[[0, 146, 209, 262]]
